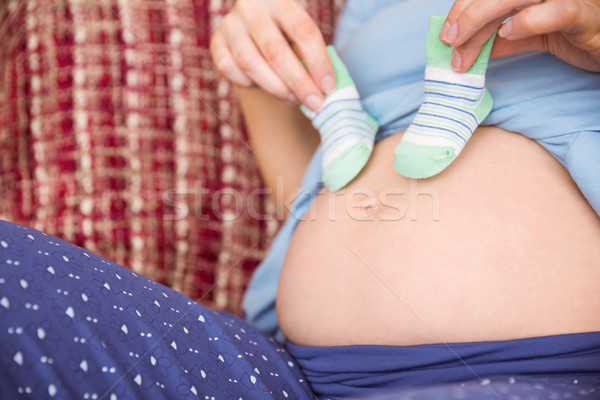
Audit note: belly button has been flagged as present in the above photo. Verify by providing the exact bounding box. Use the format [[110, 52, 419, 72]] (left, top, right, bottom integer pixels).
[[358, 203, 378, 216]]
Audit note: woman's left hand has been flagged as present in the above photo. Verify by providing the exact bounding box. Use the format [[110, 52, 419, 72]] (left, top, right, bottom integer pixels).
[[439, 0, 600, 73]]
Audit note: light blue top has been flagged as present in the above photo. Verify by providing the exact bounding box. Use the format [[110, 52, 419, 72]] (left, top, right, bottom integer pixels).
[[243, 0, 600, 339]]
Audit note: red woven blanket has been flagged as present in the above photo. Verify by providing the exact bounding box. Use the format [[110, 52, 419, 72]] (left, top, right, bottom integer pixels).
[[0, 0, 340, 314]]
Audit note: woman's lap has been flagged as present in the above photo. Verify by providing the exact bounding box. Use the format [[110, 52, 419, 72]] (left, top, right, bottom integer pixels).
[[0, 220, 314, 400]]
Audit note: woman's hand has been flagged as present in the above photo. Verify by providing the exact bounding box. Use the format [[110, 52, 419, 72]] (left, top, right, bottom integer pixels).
[[439, 0, 600, 73], [210, 0, 336, 111]]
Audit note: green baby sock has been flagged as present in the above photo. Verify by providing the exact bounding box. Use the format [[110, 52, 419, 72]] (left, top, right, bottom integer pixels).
[[301, 46, 379, 191], [394, 15, 495, 179]]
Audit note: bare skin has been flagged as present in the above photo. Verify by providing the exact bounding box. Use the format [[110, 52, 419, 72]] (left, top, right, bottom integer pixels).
[[236, 86, 320, 219], [277, 127, 600, 347], [222, 0, 600, 351], [210, 0, 336, 110], [440, 0, 600, 73]]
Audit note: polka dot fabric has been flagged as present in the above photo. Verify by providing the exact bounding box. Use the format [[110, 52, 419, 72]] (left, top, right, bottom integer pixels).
[[0, 220, 315, 400]]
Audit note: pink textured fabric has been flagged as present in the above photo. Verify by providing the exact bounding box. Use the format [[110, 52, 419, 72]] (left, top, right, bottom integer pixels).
[[0, 0, 341, 314]]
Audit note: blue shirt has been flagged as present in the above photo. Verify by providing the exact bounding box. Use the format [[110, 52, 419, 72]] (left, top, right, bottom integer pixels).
[[243, 0, 600, 337]]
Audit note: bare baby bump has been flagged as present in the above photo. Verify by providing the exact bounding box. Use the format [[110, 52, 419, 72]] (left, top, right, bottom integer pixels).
[[277, 126, 600, 347]]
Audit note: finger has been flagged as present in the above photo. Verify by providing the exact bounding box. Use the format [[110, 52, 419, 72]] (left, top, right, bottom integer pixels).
[[442, 0, 540, 47], [490, 35, 545, 58], [210, 31, 253, 87], [451, 18, 504, 72], [442, 0, 476, 43], [240, 4, 325, 110], [275, 1, 336, 94], [221, 14, 293, 102], [493, 32, 600, 72], [499, 0, 597, 41]]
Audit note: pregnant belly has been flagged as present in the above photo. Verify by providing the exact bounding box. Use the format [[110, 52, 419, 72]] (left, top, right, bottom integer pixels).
[[276, 127, 600, 347]]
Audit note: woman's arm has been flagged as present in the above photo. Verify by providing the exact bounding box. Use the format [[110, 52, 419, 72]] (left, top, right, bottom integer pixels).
[[210, 0, 333, 218], [236, 86, 320, 219]]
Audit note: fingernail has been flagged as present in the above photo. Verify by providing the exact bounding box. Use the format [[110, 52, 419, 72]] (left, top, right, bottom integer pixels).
[[498, 20, 513, 38], [321, 75, 335, 93], [451, 50, 462, 71], [442, 21, 458, 43], [305, 94, 323, 111], [287, 93, 299, 103]]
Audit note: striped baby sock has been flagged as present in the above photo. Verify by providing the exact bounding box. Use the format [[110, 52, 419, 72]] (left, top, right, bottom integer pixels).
[[302, 46, 379, 191], [394, 15, 495, 179]]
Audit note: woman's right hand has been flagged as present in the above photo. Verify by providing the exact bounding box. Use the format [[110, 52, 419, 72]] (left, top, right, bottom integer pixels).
[[210, 0, 336, 111], [441, 0, 600, 73]]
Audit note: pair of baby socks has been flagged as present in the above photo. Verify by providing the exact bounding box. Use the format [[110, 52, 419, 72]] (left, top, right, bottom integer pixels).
[[302, 16, 495, 191]]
